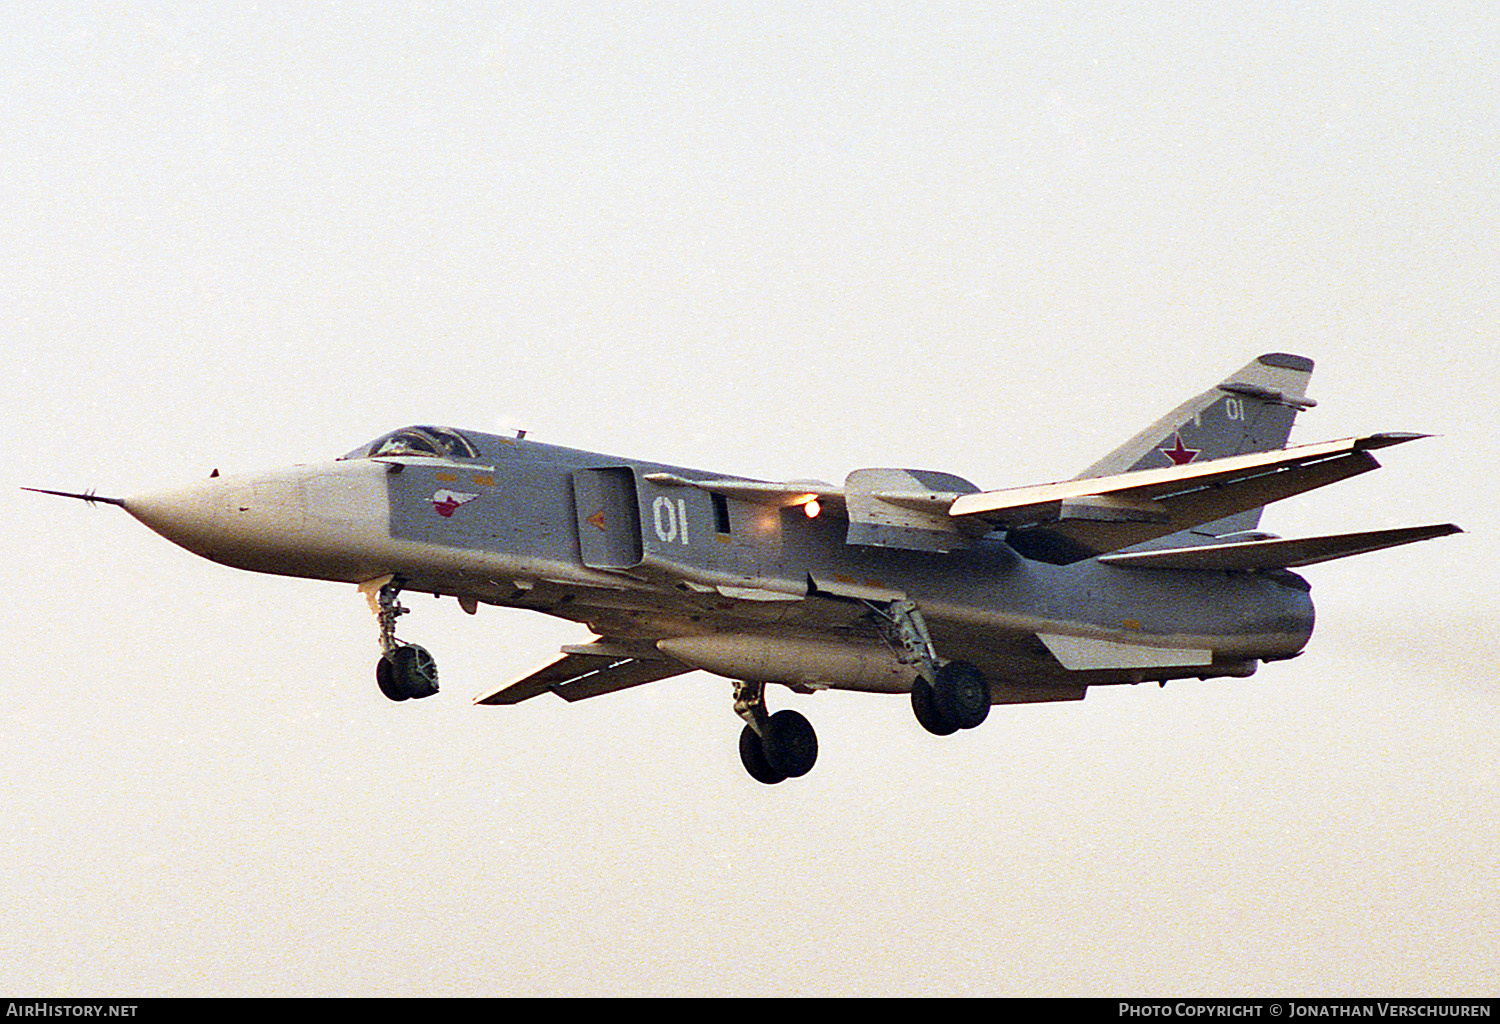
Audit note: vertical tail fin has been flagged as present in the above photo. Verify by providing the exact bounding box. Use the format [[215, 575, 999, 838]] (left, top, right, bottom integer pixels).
[[1077, 352, 1317, 534]]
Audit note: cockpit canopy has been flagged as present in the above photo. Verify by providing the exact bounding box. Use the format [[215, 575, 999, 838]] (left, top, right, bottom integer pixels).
[[341, 425, 480, 461]]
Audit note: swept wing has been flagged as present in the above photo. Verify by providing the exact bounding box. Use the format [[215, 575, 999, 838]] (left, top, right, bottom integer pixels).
[[651, 433, 1435, 564], [946, 432, 1426, 562], [476, 644, 690, 705]]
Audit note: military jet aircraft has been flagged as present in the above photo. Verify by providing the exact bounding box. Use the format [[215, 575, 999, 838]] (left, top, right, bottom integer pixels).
[[28, 354, 1459, 783]]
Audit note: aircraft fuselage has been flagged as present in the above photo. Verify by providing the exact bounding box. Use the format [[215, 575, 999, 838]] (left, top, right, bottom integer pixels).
[[122, 430, 1315, 697]]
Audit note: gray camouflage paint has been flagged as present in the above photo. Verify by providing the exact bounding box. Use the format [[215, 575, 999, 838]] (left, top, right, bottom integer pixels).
[[373, 356, 1318, 699]]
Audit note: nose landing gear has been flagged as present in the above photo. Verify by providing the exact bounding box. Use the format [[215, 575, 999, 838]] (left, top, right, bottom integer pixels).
[[363, 576, 439, 701], [376, 643, 439, 701]]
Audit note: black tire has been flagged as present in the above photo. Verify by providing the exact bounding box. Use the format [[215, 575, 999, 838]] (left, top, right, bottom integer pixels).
[[911, 678, 958, 736], [392, 644, 440, 699], [376, 654, 409, 702], [763, 709, 818, 778], [934, 660, 990, 730], [739, 724, 787, 785]]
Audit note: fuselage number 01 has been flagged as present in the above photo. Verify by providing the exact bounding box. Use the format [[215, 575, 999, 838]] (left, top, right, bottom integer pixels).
[[652, 496, 691, 545]]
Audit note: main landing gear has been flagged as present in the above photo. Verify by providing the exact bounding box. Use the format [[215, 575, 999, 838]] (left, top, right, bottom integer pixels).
[[368, 577, 439, 702], [729, 599, 995, 784], [911, 660, 990, 735], [733, 681, 817, 785], [875, 598, 992, 737]]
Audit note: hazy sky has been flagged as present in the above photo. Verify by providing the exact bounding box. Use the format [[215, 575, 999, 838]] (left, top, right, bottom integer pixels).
[[3, 2, 1497, 996]]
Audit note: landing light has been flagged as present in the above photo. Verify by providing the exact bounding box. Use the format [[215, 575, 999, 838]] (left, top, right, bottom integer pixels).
[[803, 499, 821, 519]]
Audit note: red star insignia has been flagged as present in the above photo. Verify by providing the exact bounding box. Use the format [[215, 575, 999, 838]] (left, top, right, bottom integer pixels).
[[1159, 434, 1200, 466]]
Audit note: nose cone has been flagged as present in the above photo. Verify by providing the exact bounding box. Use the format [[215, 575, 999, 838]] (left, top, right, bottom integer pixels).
[[123, 474, 308, 571], [117, 462, 395, 582], [123, 482, 225, 558]]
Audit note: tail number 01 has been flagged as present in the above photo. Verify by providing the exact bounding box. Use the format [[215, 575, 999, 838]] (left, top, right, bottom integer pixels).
[[652, 496, 691, 545]]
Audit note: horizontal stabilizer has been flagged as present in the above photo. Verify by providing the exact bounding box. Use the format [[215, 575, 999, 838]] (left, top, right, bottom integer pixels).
[[474, 650, 689, 705], [1097, 523, 1462, 572]]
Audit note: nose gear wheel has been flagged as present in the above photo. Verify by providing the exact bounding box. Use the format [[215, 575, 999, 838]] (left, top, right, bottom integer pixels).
[[377, 643, 439, 701], [365, 576, 440, 701]]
